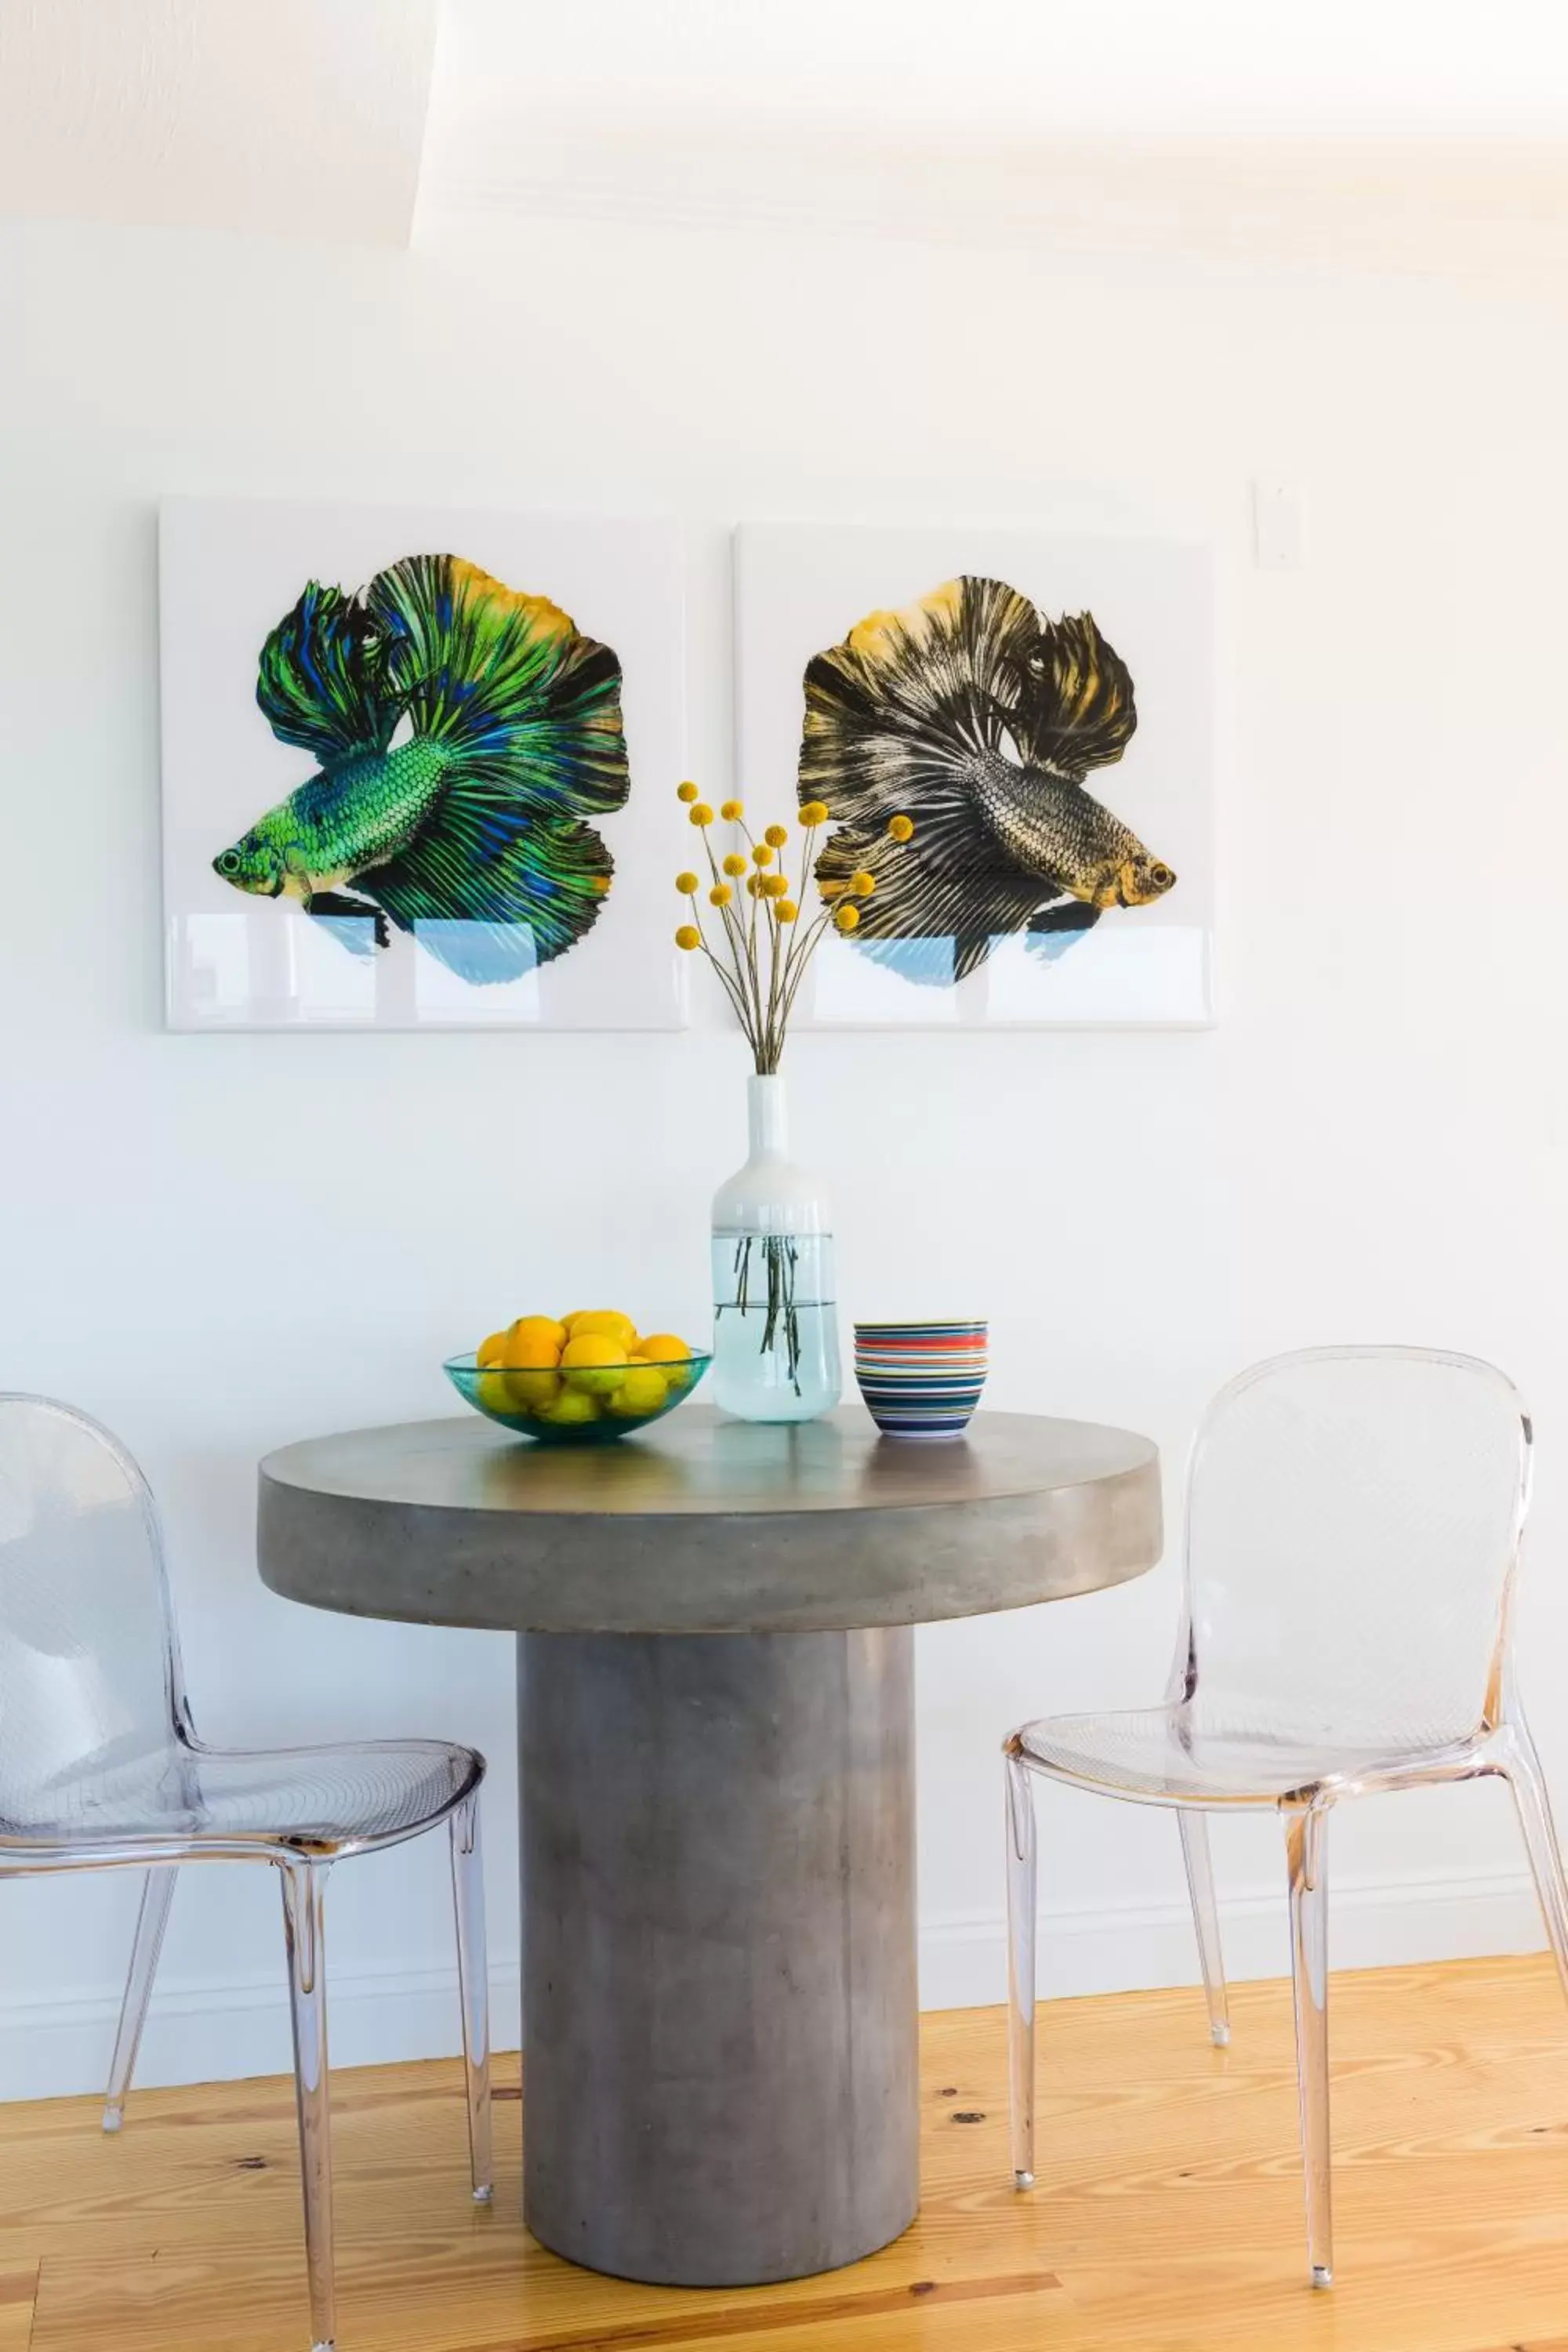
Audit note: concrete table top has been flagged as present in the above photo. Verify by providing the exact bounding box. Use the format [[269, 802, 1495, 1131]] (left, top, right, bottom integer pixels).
[[257, 1405, 1163, 1635]]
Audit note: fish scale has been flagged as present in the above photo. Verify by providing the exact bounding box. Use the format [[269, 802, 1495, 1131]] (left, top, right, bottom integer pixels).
[[289, 738, 452, 884], [962, 744, 1144, 900]]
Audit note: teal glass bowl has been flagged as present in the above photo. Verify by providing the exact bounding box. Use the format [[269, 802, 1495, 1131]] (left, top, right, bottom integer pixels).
[[444, 1349, 713, 1444]]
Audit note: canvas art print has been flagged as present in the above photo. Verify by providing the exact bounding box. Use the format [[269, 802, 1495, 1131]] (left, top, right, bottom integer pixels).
[[162, 499, 686, 1029], [735, 523, 1214, 1027]]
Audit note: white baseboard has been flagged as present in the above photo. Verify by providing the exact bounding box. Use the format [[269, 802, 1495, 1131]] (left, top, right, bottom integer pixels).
[[0, 1957, 524, 2105], [0, 1869, 1546, 2103], [918, 1864, 1547, 2012]]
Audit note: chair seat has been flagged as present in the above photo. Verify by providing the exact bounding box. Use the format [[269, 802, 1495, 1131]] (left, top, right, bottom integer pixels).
[[3, 1736, 482, 1857], [1016, 1704, 1451, 1806]]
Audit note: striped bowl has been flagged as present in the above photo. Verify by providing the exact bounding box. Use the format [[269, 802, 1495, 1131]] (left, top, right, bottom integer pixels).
[[853, 1321, 988, 1440]]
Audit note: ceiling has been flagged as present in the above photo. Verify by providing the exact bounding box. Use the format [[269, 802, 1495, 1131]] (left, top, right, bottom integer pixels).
[[433, 0, 1568, 143], [0, 0, 437, 242], [3, 0, 1567, 262]]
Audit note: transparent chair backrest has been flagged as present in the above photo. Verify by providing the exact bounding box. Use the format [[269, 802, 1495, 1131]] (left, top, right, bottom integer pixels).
[[0, 1396, 186, 1823], [1180, 1348, 1531, 1748]]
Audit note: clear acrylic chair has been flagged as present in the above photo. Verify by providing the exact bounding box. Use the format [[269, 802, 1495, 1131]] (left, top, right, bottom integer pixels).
[[1004, 1345, 1568, 2289], [0, 1396, 492, 2352]]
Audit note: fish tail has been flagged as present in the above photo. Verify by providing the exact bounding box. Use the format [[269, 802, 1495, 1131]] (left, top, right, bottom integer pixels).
[[800, 575, 1042, 826], [365, 554, 629, 817], [360, 799, 613, 985]]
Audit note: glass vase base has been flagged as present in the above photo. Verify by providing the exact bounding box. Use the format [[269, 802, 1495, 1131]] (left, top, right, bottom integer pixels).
[[712, 1301, 840, 1424]]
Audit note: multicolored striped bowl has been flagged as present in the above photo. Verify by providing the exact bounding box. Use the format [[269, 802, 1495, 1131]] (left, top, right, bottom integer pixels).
[[853, 1321, 988, 1441]]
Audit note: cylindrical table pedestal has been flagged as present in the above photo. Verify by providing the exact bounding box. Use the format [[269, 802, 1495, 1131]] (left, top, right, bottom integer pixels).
[[519, 1625, 918, 2285]]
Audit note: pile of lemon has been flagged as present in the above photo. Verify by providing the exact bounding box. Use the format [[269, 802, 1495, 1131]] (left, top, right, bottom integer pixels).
[[475, 1311, 696, 1428]]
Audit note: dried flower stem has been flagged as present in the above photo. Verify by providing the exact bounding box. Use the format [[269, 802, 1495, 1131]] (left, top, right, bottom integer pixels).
[[674, 793, 911, 1073]]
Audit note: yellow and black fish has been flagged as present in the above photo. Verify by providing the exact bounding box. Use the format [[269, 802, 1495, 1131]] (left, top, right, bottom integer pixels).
[[214, 554, 628, 985], [799, 575, 1174, 984]]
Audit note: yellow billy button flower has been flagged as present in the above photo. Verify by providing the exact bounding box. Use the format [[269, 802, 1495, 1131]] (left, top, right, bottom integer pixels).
[[851, 870, 877, 898], [720, 798, 744, 820], [887, 813, 914, 842], [800, 800, 829, 826], [746, 874, 764, 897], [675, 925, 701, 950], [710, 884, 733, 907], [835, 903, 861, 932], [776, 898, 799, 923], [764, 824, 789, 849], [677, 781, 699, 804], [676, 870, 699, 895], [752, 842, 773, 866], [689, 804, 714, 826], [722, 852, 747, 877], [761, 873, 789, 898]]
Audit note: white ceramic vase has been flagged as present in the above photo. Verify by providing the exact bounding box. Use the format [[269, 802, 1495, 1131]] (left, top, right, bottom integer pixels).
[[710, 1074, 841, 1422]]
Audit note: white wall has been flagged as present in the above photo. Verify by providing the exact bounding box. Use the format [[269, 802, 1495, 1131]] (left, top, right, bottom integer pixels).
[[2, 190, 1566, 2097]]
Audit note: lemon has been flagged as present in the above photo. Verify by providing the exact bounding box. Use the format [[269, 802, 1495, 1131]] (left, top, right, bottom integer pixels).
[[475, 1370, 517, 1417], [609, 1365, 670, 1418], [635, 1333, 691, 1364], [636, 1333, 695, 1387], [507, 1369, 561, 1410], [511, 1314, 567, 1352], [477, 1330, 509, 1368], [565, 1310, 638, 1347], [503, 1327, 561, 1371], [542, 1388, 600, 1425], [561, 1334, 629, 1396]]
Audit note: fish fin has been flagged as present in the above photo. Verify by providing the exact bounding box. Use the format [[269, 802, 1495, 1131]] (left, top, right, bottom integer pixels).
[[1025, 898, 1101, 967], [1027, 612, 1137, 779], [801, 575, 1044, 828], [801, 577, 1137, 818], [361, 789, 612, 985], [302, 891, 390, 959], [257, 583, 396, 761], [814, 818, 1045, 982], [364, 554, 629, 818]]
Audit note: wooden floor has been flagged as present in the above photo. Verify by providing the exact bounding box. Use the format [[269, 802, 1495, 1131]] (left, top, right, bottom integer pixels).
[[3, 1955, 1568, 2350]]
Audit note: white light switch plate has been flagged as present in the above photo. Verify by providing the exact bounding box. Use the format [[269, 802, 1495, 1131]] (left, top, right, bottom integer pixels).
[[1252, 480, 1305, 570]]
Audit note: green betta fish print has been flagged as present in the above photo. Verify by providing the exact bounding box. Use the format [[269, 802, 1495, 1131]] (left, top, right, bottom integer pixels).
[[213, 553, 629, 984], [799, 575, 1174, 985]]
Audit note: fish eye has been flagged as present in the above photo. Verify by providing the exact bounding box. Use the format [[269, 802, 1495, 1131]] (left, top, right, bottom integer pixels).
[[216, 849, 242, 876], [1150, 862, 1174, 887]]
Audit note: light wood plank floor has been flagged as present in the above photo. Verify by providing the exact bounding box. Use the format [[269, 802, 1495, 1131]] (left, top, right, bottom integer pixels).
[[3, 1955, 1568, 2350]]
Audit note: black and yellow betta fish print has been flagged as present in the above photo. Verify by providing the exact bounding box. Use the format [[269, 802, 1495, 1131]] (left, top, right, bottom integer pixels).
[[799, 575, 1174, 985], [213, 553, 629, 984]]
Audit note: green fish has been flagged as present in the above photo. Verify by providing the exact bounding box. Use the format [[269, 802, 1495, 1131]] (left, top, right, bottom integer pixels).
[[799, 574, 1174, 985], [214, 553, 629, 983]]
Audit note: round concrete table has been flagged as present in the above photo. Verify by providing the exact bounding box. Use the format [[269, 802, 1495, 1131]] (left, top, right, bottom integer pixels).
[[258, 1406, 1160, 2288]]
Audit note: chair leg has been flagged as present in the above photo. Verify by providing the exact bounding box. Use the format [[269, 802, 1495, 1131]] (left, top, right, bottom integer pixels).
[[449, 1794, 494, 2202], [1284, 1805, 1333, 2289], [1004, 1750, 1038, 2189], [103, 1868, 177, 2132], [281, 1861, 336, 2352], [1504, 1723, 1568, 2002], [1178, 1813, 1230, 2048]]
